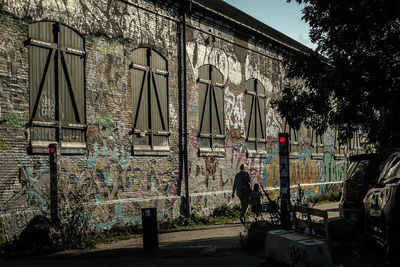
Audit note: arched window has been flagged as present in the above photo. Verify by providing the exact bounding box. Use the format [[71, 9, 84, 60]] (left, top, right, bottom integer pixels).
[[27, 22, 86, 153], [245, 78, 266, 153], [130, 47, 169, 151], [197, 65, 225, 151], [334, 130, 346, 157], [282, 118, 299, 155], [309, 128, 324, 156]]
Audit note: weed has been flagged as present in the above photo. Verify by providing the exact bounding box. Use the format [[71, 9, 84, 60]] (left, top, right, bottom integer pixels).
[[59, 206, 95, 249], [0, 203, 245, 256], [212, 203, 241, 218], [308, 192, 341, 205]]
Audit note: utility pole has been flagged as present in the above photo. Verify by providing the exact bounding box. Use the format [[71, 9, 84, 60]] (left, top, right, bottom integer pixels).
[[279, 133, 290, 229], [49, 144, 59, 226]]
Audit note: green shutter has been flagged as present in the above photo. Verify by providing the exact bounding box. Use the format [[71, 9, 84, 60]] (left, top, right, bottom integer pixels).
[[282, 118, 299, 153], [29, 22, 57, 142], [246, 80, 256, 150], [28, 22, 85, 146], [349, 131, 362, 155], [311, 128, 323, 155], [131, 48, 169, 149], [58, 24, 85, 143], [198, 65, 224, 149], [290, 127, 299, 153], [334, 130, 346, 156], [256, 81, 266, 141], [132, 48, 150, 146], [150, 50, 168, 147], [245, 79, 266, 151]]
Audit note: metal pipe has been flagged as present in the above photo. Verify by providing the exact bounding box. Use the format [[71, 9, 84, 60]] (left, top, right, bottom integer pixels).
[[182, 0, 191, 217]]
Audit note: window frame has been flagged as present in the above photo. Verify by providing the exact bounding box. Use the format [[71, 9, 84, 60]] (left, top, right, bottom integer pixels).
[[197, 64, 225, 156], [282, 118, 299, 156], [27, 21, 86, 154], [245, 78, 267, 156], [130, 47, 170, 154]]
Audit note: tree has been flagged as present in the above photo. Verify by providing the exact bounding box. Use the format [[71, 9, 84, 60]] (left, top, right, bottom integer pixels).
[[273, 0, 400, 151]]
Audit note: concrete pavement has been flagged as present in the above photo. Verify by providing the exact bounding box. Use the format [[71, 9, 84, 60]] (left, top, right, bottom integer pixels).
[[0, 202, 343, 267], [0, 224, 268, 267]]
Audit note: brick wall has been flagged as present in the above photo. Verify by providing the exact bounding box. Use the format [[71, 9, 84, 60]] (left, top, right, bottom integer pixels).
[[0, 0, 350, 240]]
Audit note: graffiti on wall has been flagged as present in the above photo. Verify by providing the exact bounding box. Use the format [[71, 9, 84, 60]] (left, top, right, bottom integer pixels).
[[0, 139, 9, 149], [7, 143, 180, 231], [64, 143, 179, 229], [186, 42, 242, 85], [265, 98, 281, 139], [7, 109, 25, 129], [224, 87, 245, 138], [14, 152, 49, 215], [244, 54, 278, 94]]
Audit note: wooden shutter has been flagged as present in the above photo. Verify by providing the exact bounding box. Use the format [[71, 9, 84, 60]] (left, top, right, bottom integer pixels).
[[28, 22, 85, 149], [334, 130, 346, 157], [349, 130, 362, 155], [131, 48, 169, 149], [282, 118, 299, 153], [198, 65, 225, 149], [58, 24, 85, 144], [245, 79, 266, 152], [310, 128, 324, 155], [28, 22, 57, 143]]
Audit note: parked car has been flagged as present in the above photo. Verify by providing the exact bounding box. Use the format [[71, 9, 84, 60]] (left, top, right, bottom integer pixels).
[[364, 152, 400, 266], [339, 153, 387, 223]]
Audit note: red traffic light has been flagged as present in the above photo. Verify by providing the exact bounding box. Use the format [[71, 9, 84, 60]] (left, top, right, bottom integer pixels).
[[279, 136, 286, 143], [49, 147, 55, 153]]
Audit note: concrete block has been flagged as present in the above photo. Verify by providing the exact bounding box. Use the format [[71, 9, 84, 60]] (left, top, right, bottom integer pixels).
[[265, 229, 333, 267]]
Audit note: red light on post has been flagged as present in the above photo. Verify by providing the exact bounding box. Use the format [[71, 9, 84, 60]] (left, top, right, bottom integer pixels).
[[49, 147, 55, 153], [279, 133, 289, 155]]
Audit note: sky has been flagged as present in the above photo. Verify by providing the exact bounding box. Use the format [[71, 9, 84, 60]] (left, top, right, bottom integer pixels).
[[223, 0, 317, 50]]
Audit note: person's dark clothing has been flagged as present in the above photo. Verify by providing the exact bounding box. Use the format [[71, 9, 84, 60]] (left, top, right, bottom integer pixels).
[[232, 170, 251, 219]]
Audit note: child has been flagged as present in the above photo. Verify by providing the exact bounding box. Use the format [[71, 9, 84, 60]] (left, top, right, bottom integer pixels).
[[249, 183, 263, 219]]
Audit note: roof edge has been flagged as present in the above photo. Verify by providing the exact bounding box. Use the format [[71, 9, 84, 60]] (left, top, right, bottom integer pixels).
[[190, 0, 313, 54]]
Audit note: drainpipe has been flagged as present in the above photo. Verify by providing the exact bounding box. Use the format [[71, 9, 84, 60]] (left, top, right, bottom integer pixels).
[[183, 0, 191, 217], [178, 0, 191, 217]]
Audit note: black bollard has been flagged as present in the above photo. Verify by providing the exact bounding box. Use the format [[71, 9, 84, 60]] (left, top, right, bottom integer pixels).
[[142, 208, 158, 250]]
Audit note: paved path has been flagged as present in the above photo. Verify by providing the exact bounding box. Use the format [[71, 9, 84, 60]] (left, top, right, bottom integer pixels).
[[0, 202, 343, 267], [1, 224, 268, 267]]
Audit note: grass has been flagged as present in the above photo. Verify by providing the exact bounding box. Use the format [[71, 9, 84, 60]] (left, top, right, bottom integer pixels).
[[307, 192, 341, 205]]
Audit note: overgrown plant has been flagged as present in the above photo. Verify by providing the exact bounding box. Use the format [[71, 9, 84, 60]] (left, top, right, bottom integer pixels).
[[308, 192, 341, 205], [59, 206, 94, 249], [212, 204, 241, 218], [58, 179, 95, 249]]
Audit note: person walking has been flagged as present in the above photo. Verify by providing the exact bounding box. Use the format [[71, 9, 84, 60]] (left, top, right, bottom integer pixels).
[[232, 163, 251, 224], [249, 183, 263, 220]]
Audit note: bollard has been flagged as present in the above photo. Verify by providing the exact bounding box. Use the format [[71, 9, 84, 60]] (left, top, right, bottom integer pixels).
[[142, 208, 158, 250]]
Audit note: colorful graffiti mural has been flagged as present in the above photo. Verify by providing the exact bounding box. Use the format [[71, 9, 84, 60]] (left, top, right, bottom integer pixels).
[[10, 143, 181, 231]]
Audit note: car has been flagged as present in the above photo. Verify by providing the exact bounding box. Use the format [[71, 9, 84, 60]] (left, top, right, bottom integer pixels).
[[364, 152, 400, 266], [339, 153, 387, 223]]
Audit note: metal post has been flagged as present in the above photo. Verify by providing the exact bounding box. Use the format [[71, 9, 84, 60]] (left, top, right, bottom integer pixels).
[[142, 208, 158, 250], [49, 144, 59, 226], [279, 133, 290, 229]]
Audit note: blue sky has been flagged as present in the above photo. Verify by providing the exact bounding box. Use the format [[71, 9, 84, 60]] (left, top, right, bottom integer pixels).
[[223, 0, 317, 50]]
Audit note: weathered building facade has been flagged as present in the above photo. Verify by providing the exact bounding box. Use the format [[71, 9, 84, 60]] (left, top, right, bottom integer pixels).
[[0, 0, 362, 241]]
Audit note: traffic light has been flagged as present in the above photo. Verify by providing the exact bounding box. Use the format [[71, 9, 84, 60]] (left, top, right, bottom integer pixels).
[[279, 133, 289, 155], [49, 144, 56, 164]]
